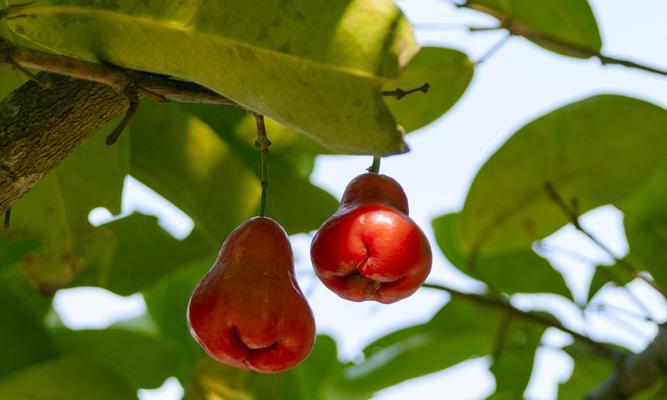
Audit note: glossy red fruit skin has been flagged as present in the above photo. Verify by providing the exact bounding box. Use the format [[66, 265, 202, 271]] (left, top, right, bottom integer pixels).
[[311, 173, 432, 304], [187, 217, 315, 373]]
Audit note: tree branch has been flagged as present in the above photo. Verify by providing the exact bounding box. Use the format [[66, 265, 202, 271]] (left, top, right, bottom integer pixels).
[[461, 3, 667, 78], [0, 73, 130, 214], [586, 325, 667, 400], [0, 37, 243, 107], [422, 282, 620, 359], [0, 38, 249, 214]]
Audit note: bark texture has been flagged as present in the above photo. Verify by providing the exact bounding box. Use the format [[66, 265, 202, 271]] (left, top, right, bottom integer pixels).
[[0, 73, 126, 214]]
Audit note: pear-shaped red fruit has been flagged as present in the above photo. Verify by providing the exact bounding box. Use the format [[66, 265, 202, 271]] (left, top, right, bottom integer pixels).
[[311, 173, 432, 303], [188, 217, 315, 373]]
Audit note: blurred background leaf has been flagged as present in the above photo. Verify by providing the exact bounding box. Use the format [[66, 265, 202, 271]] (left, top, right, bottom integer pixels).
[[0, 356, 137, 400], [432, 213, 572, 299], [458, 95, 667, 253]]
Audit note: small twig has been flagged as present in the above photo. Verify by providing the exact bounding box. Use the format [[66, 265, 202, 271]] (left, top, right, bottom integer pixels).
[[412, 23, 479, 31], [536, 242, 657, 321], [4, 207, 10, 229], [468, 26, 505, 33], [543, 182, 667, 299], [253, 113, 271, 217], [475, 33, 511, 65], [106, 84, 140, 145], [491, 312, 512, 359], [462, 3, 667, 78], [7, 59, 49, 88], [422, 282, 620, 359], [592, 306, 651, 343], [597, 303, 655, 324], [382, 83, 430, 100], [367, 156, 381, 173]]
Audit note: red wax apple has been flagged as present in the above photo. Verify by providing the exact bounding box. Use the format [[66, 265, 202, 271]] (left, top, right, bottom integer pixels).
[[188, 217, 315, 373], [311, 173, 432, 303]]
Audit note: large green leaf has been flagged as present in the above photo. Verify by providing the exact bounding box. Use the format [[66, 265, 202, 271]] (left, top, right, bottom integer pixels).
[[620, 164, 667, 285], [488, 318, 544, 400], [459, 95, 667, 254], [130, 100, 337, 242], [465, 0, 601, 58], [51, 327, 183, 389], [185, 336, 342, 400], [335, 300, 500, 397], [143, 258, 213, 355], [76, 213, 213, 295], [183, 105, 333, 160], [385, 47, 473, 132], [2, 125, 129, 292], [0, 283, 56, 379], [6, 0, 418, 154], [0, 236, 38, 271], [130, 100, 259, 245], [0, 356, 137, 400], [432, 213, 571, 298], [182, 103, 339, 234]]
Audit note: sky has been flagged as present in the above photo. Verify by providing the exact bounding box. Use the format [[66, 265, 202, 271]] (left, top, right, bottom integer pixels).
[[56, 1, 667, 399]]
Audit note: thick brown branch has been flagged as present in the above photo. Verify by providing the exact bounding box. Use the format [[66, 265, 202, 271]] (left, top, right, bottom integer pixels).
[[586, 326, 667, 400], [0, 37, 243, 107], [422, 282, 620, 359], [461, 3, 667, 78], [0, 73, 128, 214]]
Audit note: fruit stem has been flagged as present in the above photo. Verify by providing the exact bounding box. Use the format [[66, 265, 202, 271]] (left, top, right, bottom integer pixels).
[[254, 113, 271, 217], [368, 156, 381, 173]]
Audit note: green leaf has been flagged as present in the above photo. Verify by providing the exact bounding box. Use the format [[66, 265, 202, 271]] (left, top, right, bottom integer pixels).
[[6, 0, 418, 154], [0, 236, 39, 271], [385, 46, 473, 132], [466, 0, 601, 58], [143, 258, 213, 354], [130, 100, 260, 245], [185, 336, 342, 400], [0, 356, 137, 400], [0, 283, 56, 379], [621, 164, 667, 285], [459, 95, 667, 254], [51, 328, 183, 389], [131, 101, 338, 238], [3, 124, 129, 292], [183, 105, 333, 159], [488, 318, 544, 400], [183, 103, 339, 234], [432, 213, 572, 298], [558, 344, 612, 398], [0, 65, 25, 99], [76, 213, 213, 296], [335, 300, 500, 397]]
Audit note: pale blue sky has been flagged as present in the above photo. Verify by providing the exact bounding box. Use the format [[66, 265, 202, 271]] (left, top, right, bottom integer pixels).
[[58, 1, 667, 399]]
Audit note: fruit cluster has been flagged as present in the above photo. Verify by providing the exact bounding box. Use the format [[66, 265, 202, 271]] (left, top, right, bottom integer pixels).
[[188, 172, 432, 373]]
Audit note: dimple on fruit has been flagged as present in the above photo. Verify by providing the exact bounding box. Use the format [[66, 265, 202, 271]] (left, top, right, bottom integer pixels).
[[187, 216, 316, 373], [311, 172, 432, 303]]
